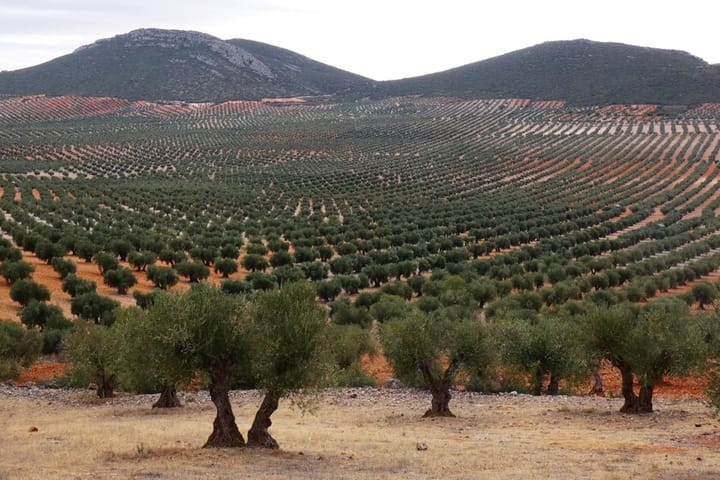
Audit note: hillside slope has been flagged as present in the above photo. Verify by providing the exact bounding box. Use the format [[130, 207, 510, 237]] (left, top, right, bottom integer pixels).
[[0, 29, 374, 102], [380, 39, 720, 105]]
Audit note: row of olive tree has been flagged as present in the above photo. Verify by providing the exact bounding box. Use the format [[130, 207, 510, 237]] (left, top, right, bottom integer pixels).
[[65, 282, 344, 449], [380, 297, 712, 416]]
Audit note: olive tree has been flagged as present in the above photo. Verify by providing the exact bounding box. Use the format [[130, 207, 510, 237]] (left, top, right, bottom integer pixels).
[[0, 260, 34, 284], [70, 292, 119, 325], [175, 261, 210, 283], [146, 265, 178, 290], [246, 282, 333, 448], [133, 286, 252, 447], [381, 308, 491, 417], [104, 267, 138, 294], [213, 258, 238, 278], [64, 319, 119, 397], [10, 279, 50, 306], [494, 314, 584, 395], [0, 319, 42, 380], [583, 300, 703, 413], [51, 257, 76, 279]]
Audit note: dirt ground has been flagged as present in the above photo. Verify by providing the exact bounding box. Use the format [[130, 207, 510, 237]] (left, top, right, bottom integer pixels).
[[1, 387, 719, 479]]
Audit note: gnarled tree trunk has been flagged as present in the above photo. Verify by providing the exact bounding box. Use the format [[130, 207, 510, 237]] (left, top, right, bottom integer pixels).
[[547, 373, 559, 395], [203, 361, 245, 448], [152, 385, 182, 409], [617, 361, 639, 413], [96, 371, 117, 398], [420, 361, 456, 418], [638, 384, 654, 413], [247, 391, 280, 449]]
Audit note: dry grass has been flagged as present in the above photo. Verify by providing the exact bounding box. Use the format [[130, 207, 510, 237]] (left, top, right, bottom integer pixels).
[[1, 388, 719, 479]]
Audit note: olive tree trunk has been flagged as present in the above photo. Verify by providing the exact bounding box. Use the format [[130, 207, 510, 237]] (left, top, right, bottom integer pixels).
[[420, 361, 456, 418], [617, 361, 640, 413], [96, 371, 117, 398], [547, 373, 560, 395], [638, 384, 654, 413], [247, 391, 280, 449], [203, 361, 245, 448], [152, 385, 182, 409]]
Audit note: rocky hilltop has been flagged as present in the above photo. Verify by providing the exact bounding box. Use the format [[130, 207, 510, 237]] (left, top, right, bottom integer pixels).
[[0, 28, 374, 102]]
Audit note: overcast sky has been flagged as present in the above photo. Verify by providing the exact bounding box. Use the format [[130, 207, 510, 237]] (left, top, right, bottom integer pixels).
[[1, 0, 718, 80]]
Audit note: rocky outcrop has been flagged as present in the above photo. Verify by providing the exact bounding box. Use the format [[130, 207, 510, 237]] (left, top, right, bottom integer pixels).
[[76, 28, 275, 79]]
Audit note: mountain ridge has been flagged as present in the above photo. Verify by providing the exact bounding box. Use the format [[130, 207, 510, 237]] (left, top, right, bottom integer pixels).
[[1, 29, 719, 106], [0, 28, 374, 102], [379, 38, 720, 105]]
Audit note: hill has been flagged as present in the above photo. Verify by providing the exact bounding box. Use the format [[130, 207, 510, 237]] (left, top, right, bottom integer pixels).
[[0, 29, 374, 102], [380, 39, 720, 105]]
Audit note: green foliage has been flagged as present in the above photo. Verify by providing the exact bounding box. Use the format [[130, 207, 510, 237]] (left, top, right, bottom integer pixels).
[[326, 324, 377, 387], [70, 292, 120, 325], [370, 294, 411, 322], [63, 319, 118, 389], [128, 251, 157, 271], [381, 308, 491, 390], [625, 299, 704, 387], [0, 319, 42, 380], [691, 282, 718, 309], [133, 290, 160, 310], [213, 258, 238, 278], [241, 254, 268, 272], [109, 239, 134, 261], [330, 298, 372, 328], [245, 272, 277, 291], [146, 265, 178, 289], [493, 314, 584, 394], [315, 279, 342, 302], [103, 267, 138, 294], [221, 279, 253, 295], [248, 282, 333, 396], [0, 260, 34, 284], [93, 251, 119, 275], [19, 300, 69, 331], [301, 261, 329, 281], [175, 261, 210, 282], [583, 300, 705, 410], [10, 279, 50, 306], [34, 239, 66, 264], [0, 246, 22, 262], [269, 251, 294, 268], [51, 257, 76, 279], [62, 274, 97, 297]]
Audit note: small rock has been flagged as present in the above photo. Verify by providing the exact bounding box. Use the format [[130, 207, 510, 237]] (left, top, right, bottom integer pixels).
[[384, 378, 404, 389], [28, 426, 38, 432], [416, 442, 428, 451]]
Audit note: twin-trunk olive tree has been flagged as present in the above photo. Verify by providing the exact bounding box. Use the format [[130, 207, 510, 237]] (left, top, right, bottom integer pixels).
[[113, 282, 331, 449], [583, 299, 703, 413]]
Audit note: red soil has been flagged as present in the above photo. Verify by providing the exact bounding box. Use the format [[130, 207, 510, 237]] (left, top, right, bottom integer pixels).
[[17, 361, 68, 384]]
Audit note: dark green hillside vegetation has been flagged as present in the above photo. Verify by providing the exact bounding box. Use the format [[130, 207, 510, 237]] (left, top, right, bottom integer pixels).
[[3, 31, 720, 106], [382, 39, 720, 105], [3, 93, 720, 407], [0, 29, 374, 102]]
